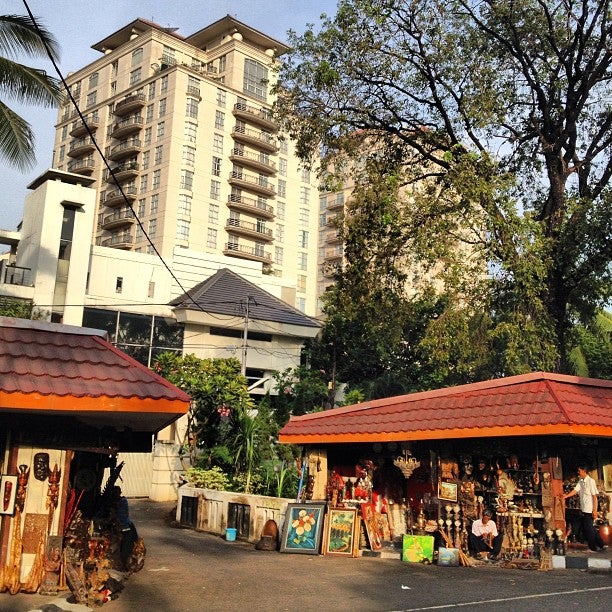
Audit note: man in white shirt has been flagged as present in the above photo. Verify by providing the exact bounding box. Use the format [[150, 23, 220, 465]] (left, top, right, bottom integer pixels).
[[563, 464, 605, 552], [469, 508, 502, 560]]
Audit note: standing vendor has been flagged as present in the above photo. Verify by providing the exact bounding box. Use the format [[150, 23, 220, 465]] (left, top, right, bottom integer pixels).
[[469, 508, 502, 560], [563, 465, 605, 552]]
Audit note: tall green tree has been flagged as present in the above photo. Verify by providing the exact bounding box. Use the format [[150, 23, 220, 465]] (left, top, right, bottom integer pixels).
[[276, 0, 612, 374], [0, 14, 62, 169]]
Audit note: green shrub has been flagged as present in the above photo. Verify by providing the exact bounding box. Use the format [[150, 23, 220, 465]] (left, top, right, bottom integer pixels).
[[185, 466, 231, 490]]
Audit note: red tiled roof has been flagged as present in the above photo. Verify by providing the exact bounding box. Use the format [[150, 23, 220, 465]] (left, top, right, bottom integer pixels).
[[279, 372, 612, 444], [0, 317, 190, 433]]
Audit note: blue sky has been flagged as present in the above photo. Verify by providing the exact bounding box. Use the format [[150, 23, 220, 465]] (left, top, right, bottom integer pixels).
[[1, 0, 338, 231]]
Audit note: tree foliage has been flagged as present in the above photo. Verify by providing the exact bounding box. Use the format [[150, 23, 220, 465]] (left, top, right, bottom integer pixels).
[[276, 0, 612, 376], [0, 14, 62, 170]]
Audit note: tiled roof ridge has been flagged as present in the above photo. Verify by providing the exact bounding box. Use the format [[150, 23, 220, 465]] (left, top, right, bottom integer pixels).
[[288, 371, 612, 422]]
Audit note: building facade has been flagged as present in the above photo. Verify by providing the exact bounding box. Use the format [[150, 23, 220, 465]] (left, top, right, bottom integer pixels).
[[52, 16, 319, 315]]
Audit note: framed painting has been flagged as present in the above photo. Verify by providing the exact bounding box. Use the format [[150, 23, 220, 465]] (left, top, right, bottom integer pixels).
[[279, 502, 326, 554], [438, 480, 458, 502], [322, 507, 359, 557], [360, 503, 382, 550], [0, 475, 18, 515]]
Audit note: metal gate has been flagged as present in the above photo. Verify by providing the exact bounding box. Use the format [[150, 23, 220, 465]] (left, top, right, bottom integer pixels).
[[228, 502, 250, 539]]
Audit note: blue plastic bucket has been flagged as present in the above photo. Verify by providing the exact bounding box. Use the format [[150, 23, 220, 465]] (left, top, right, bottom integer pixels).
[[226, 528, 237, 541]]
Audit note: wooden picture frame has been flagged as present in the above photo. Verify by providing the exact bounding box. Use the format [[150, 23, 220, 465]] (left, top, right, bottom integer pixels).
[[0, 475, 18, 515], [438, 480, 458, 502], [279, 502, 326, 554], [360, 503, 382, 550], [322, 507, 359, 557]]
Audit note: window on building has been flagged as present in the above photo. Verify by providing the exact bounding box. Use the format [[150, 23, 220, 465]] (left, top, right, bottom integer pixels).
[[210, 180, 220, 200], [144, 126, 152, 145], [86, 91, 97, 108], [296, 297, 306, 312], [115, 277, 123, 293], [187, 75, 200, 94], [180, 169, 193, 191], [160, 74, 169, 93], [183, 145, 195, 166], [129, 67, 142, 86], [176, 219, 190, 241], [213, 133, 224, 153], [156, 121, 165, 139], [61, 125, 68, 140], [111, 61, 118, 77], [336, 192, 345, 206], [152, 169, 161, 189], [277, 179, 286, 199], [135, 225, 143, 240], [184, 121, 197, 143], [88, 72, 99, 88], [131, 47, 143, 66], [178, 193, 192, 215], [148, 81, 156, 98], [140, 174, 148, 192], [275, 246, 283, 265], [243, 58, 268, 100], [146, 104, 154, 122], [159, 98, 166, 117], [186, 97, 198, 119], [298, 230, 309, 248], [277, 200, 285, 220], [154, 145, 163, 165], [298, 252, 308, 270], [301, 167, 311, 183], [212, 156, 222, 176], [279, 138, 288, 155], [279, 158, 287, 176], [161, 46, 175, 67], [142, 150, 150, 170], [148, 218, 157, 237], [150, 193, 159, 213], [58, 145, 65, 162], [208, 203, 219, 224], [207, 228, 217, 248], [217, 88, 226, 106], [148, 281, 155, 298], [218, 55, 227, 72], [300, 186, 310, 206], [276, 224, 284, 242], [297, 275, 307, 293], [214, 110, 224, 129], [299, 208, 309, 226], [137, 199, 146, 217]]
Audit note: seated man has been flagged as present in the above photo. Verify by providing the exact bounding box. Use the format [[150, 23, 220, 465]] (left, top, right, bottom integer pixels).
[[469, 508, 502, 560]]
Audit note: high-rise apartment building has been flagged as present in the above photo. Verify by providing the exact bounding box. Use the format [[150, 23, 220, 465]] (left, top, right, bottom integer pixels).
[[52, 16, 319, 314]]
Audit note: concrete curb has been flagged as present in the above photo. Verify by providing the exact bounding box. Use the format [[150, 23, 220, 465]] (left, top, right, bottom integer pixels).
[[552, 554, 612, 571]]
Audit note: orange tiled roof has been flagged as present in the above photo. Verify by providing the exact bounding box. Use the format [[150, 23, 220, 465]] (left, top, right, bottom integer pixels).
[[0, 317, 190, 433], [278, 372, 612, 444]]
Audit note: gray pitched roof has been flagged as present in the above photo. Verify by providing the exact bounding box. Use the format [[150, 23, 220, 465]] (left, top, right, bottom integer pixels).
[[170, 268, 322, 329]]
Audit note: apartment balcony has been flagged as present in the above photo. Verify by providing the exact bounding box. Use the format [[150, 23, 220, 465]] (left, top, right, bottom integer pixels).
[[107, 138, 142, 162], [104, 161, 140, 183], [323, 228, 342, 244], [228, 171, 275, 197], [229, 148, 276, 175], [113, 93, 147, 116], [326, 196, 345, 211], [111, 115, 144, 139], [1, 263, 32, 287], [232, 103, 278, 132], [101, 186, 138, 208], [70, 115, 100, 137], [99, 208, 136, 231], [227, 193, 274, 220], [231, 125, 278, 153], [186, 85, 201, 100], [225, 218, 274, 242], [223, 242, 272, 265], [324, 246, 344, 261], [67, 158, 95, 175], [97, 231, 133, 249], [68, 137, 96, 158]]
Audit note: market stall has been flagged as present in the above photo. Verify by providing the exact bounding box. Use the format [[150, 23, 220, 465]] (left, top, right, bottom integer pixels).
[[0, 317, 190, 604], [279, 372, 611, 567]]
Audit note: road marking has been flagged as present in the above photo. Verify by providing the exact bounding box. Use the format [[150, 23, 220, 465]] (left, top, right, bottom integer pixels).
[[397, 586, 612, 610]]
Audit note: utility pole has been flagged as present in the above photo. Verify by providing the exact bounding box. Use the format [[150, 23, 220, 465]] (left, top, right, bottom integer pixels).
[[241, 296, 253, 376]]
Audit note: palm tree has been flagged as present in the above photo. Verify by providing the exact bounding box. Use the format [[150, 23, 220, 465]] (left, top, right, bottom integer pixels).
[[0, 14, 62, 170]]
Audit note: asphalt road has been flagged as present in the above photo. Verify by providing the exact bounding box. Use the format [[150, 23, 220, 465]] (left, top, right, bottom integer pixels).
[[1, 499, 610, 612]]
